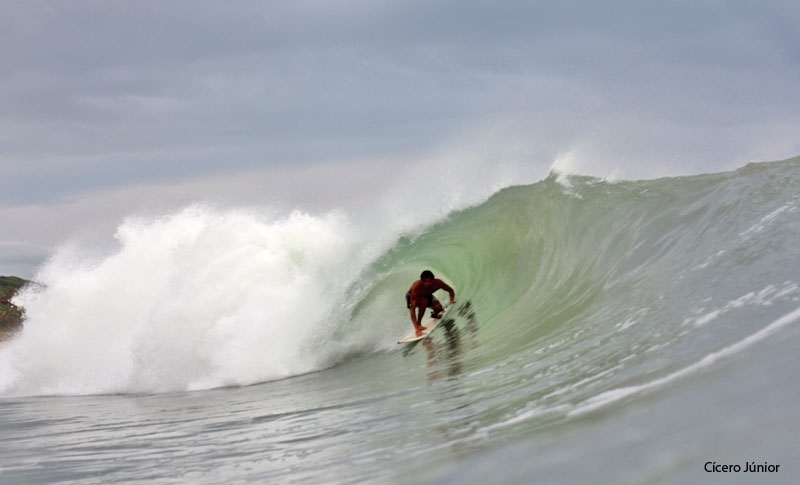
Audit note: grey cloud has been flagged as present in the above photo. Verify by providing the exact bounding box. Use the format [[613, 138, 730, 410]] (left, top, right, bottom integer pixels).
[[1, 0, 799, 271]]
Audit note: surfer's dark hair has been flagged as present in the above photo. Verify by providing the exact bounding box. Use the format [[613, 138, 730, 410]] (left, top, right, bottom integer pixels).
[[420, 270, 435, 280]]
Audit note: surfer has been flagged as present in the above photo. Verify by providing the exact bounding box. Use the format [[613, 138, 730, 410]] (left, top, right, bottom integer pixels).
[[406, 270, 456, 336]]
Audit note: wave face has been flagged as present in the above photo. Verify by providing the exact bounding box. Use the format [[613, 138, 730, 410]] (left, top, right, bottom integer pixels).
[[352, 157, 800, 418], [402, 157, 800, 357], [2, 158, 800, 399]]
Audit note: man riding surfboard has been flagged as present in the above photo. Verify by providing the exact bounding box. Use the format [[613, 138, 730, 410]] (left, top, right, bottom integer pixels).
[[406, 270, 456, 337]]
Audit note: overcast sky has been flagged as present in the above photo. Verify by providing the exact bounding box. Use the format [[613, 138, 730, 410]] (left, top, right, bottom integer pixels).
[[2, 0, 799, 277]]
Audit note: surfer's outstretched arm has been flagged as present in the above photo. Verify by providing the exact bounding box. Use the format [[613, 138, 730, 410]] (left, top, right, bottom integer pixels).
[[435, 279, 456, 305]]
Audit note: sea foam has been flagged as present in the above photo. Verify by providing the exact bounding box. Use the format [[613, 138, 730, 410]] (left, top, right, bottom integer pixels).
[[1, 206, 371, 395]]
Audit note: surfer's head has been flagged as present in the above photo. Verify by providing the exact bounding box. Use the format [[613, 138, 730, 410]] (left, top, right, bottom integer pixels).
[[420, 270, 434, 281]]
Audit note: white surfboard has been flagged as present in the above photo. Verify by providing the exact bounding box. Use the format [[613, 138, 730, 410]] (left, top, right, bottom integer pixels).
[[398, 308, 448, 344]]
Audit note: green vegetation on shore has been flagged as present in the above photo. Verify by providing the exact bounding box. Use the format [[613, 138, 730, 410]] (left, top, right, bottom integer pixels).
[[1, 276, 29, 330]]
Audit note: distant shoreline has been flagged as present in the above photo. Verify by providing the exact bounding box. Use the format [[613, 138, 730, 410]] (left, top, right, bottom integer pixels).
[[0, 329, 16, 345], [1, 275, 29, 341]]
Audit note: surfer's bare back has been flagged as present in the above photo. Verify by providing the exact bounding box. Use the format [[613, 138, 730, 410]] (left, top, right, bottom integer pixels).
[[406, 270, 456, 336]]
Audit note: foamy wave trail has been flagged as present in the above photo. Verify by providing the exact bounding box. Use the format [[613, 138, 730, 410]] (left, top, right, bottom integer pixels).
[[0, 207, 391, 395]]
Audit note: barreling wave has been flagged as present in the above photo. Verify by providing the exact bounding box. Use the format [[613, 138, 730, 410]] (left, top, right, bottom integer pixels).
[[348, 156, 800, 417], [2, 157, 799, 398]]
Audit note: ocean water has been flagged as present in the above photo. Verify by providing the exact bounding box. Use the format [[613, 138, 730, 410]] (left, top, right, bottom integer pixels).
[[1, 157, 799, 483]]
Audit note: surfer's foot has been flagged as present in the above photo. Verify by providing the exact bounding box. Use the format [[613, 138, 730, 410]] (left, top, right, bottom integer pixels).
[[415, 326, 427, 336], [431, 312, 442, 319]]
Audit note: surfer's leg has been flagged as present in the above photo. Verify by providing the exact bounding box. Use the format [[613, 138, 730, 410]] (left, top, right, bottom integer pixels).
[[430, 296, 444, 318], [416, 297, 430, 333]]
